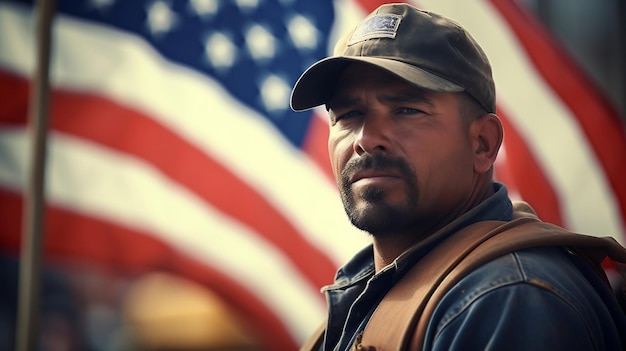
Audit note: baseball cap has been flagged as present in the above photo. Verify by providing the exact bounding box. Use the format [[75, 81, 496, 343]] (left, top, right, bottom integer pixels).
[[290, 3, 495, 113]]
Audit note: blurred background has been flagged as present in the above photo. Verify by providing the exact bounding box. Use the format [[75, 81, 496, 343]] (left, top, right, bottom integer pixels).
[[0, 0, 624, 350], [520, 0, 624, 119]]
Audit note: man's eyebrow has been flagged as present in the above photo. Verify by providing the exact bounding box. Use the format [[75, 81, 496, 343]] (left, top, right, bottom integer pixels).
[[327, 96, 360, 111]]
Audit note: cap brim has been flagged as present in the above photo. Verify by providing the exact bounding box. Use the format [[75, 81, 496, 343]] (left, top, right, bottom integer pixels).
[[290, 56, 465, 111]]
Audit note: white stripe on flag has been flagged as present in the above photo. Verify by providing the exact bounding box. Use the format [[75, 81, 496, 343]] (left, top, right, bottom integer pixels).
[[0, 128, 325, 342]]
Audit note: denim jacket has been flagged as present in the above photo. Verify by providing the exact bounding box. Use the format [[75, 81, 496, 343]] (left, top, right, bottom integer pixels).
[[320, 183, 625, 351]]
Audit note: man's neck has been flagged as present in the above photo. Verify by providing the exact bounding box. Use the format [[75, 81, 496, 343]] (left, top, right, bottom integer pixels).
[[371, 181, 496, 272]]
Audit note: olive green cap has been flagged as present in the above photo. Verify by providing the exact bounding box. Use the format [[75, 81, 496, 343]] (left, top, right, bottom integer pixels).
[[290, 3, 495, 113]]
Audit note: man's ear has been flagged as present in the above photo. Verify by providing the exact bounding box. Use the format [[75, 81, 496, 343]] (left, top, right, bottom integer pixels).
[[471, 113, 503, 174]]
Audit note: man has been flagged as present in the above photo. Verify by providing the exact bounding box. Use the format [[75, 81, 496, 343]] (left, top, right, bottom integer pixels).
[[290, 3, 626, 351]]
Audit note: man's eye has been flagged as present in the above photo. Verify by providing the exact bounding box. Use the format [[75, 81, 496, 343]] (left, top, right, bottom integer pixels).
[[335, 110, 360, 122], [397, 107, 423, 115]]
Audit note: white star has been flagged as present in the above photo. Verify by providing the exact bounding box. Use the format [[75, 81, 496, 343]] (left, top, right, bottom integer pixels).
[[204, 32, 238, 70], [189, 0, 219, 18], [246, 24, 276, 61], [287, 14, 318, 50], [259, 75, 290, 112], [146, 1, 178, 35]]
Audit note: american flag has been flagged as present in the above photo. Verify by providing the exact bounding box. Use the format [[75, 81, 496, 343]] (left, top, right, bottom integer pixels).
[[0, 0, 624, 349]]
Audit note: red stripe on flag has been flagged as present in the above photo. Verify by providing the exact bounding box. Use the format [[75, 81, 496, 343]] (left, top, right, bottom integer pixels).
[[0, 189, 298, 350], [357, 0, 390, 13], [0, 69, 29, 126], [490, 0, 626, 232], [0, 70, 337, 290], [302, 112, 333, 182]]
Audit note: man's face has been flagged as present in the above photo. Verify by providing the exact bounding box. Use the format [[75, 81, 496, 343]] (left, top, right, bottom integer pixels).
[[327, 63, 476, 237]]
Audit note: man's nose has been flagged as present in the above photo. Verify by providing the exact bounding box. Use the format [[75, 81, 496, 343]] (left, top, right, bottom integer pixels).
[[353, 114, 393, 156]]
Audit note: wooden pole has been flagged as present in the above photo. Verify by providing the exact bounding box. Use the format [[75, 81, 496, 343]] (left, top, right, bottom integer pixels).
[[15, 0, 56, 350]]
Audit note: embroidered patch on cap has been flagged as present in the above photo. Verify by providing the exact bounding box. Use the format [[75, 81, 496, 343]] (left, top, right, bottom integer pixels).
[[348, 14, 402, 46]]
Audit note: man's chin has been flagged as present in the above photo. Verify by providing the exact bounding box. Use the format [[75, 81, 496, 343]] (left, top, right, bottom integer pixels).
[[347, 204, 412, 236]]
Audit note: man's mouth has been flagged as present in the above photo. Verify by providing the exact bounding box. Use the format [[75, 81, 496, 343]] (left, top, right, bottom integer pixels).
[[350, 169, 402, 185]]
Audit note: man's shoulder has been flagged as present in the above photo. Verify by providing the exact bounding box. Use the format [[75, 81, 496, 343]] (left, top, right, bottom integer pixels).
[[460, 247, 589, 295], [434, 247, 579, 307], [425, 246, 620, 349], [442, 246, 595, 304]]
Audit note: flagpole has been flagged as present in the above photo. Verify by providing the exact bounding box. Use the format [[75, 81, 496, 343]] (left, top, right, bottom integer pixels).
[[15, 0, 56, 351]]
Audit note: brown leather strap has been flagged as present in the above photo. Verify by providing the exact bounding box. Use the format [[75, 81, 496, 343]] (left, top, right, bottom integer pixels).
[[409, 221, 626, 349], [301, 218, 535, 350], [358, 219, 626, 351], [355, 218, 525, 350]]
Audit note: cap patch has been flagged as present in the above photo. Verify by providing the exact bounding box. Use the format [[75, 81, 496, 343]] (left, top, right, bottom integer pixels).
[[348, 14, 402, 46]]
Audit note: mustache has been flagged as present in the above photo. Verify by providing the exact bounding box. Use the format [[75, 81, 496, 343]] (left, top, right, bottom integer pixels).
[[341, 154, 414, 181]]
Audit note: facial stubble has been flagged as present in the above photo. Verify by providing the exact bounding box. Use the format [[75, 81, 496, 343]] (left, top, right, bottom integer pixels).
[[339, 154, 421, 236]]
